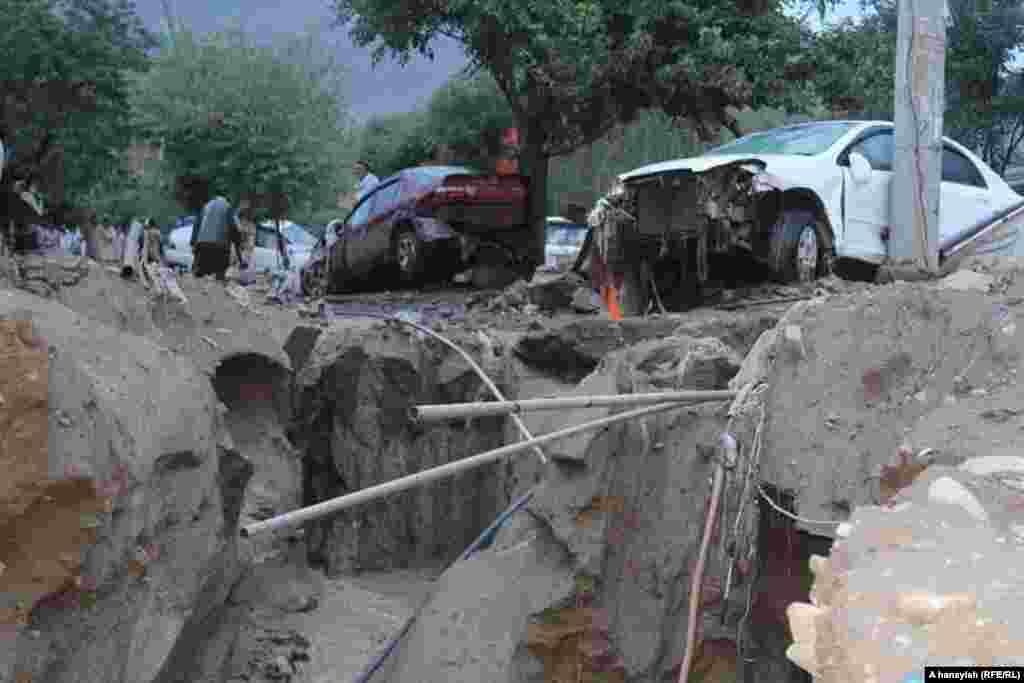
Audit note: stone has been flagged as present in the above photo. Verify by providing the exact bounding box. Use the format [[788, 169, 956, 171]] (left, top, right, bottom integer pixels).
[[937, 269, 995, 293], [958, 455, 1024, 477], [927, 477, 989, 522]]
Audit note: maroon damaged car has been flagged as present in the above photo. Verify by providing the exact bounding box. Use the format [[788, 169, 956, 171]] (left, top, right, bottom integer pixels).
[[301, 165, 532, 296]]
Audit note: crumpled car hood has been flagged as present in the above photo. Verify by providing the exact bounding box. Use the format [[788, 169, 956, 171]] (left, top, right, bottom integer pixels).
[[619, 152, 829, 182]]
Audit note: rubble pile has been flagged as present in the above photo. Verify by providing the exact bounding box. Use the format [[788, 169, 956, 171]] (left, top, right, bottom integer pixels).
[[788, 457, 1024, 679]]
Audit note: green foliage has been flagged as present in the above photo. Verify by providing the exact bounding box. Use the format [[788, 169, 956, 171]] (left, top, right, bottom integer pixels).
[[548, 107, 790, 213], [356, 72, 514, 177], [809, 0, 1024, 173], [423, 72, 515, 167], [357, 111, 434, 178], [83, 160, 184, 226], [130, 24, 353, 220], [809, 17, 895, 117], [0, 0, 156, 219]]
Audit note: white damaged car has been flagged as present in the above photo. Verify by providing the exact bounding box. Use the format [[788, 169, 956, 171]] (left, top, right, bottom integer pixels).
[[592, 121, 1024, 308]]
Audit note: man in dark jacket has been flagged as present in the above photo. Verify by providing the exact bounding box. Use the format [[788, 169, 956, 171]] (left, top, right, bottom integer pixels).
[[191, 196, 246, 280]]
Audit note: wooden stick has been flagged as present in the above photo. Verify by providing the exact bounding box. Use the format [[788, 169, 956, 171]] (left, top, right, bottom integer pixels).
[[241, 401, 692, 538], [409, 390, 737, 423]]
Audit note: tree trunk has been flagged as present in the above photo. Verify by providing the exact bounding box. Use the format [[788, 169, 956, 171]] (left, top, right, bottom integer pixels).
[[520, 133, 548, 271]]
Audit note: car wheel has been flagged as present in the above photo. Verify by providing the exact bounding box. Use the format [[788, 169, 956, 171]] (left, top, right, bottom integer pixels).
[[393, 226, 424, 284], [302, 261, 328, 298], [769, 209, 834, 284]]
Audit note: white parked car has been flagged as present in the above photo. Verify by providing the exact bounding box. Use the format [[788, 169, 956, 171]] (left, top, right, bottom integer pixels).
[[164, 221, 315, 273], [612, 120, 1024, 283]]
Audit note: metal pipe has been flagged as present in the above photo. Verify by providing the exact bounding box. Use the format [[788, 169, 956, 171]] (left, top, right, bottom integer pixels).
[[410, 390, 737, 423], [241, 401, 691, 538], [678, 439, 730, 683], [322, 309, 548, 465]]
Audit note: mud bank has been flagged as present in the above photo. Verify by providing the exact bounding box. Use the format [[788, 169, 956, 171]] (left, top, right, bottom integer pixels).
[[291, 320, 523, 575], [378, 331, 764, 683], [0, 290, 251, 683]]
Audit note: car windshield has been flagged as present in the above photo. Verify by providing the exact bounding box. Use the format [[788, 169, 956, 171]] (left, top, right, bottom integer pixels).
[[708, 122, 861, 157]]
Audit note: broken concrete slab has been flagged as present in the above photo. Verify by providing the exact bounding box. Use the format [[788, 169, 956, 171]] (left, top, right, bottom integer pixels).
[[788, 466, 1024, 680], [937, 268, 995, 293], [0, 289, 250, 683]]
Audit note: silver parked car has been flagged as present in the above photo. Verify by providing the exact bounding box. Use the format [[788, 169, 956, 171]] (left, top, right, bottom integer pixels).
[[164, 220, 315, 273]]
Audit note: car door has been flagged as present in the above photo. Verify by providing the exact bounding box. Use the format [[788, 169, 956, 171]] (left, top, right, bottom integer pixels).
[[837, 128, 894, 261], [338, 188, 378, 278], [363, 179, 403, 270], [939, 144, 993, 243]]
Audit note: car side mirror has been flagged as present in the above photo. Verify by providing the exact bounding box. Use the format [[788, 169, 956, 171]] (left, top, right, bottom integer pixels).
[[848, 152, 873, 185]]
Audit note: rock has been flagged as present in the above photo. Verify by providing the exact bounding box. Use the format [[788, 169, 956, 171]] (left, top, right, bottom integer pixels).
[[514, 317, 679, 383], [570, 287, 601, 313], [525, 272, 585, 310], [958, 455, 1024, 477], [0, 290, 250, 683], [927, 476, 989, 522], [937, 269, 994, 293], [789, 470, 1024, 683]]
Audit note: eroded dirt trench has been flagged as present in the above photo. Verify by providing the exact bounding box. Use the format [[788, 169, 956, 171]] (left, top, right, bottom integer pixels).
[[206, 306, 830, 683], [15, 256, 1023, 683]]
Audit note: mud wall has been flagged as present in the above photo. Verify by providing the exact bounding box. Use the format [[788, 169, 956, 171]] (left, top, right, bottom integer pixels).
[[380, 333, 768, 683], [293, 321, 520, 575], [0, 290, 252, 683]]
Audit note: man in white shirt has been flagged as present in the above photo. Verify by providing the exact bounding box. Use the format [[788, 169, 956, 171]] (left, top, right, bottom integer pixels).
[[353, 160, 379, 201]]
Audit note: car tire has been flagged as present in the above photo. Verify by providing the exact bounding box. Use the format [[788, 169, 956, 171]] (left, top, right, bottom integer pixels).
[[769, 208, 834, 284], [393, 225, 424, 284], [302, 261, 328, 298]]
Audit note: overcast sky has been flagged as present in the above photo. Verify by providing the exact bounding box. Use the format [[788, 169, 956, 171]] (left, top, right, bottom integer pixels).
[[134, 0, 864, 121]]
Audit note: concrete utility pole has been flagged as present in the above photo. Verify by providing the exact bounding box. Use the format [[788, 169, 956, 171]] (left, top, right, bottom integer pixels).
[[891, 0, 947, 274]]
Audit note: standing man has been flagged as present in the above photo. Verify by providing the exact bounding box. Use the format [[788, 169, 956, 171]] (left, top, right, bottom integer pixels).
[[191, 196, 247, 281], [353, 160, 379, 201]]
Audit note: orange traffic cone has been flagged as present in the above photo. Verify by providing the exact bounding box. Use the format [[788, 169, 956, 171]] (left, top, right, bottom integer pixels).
[[603, 286, 623, 321]]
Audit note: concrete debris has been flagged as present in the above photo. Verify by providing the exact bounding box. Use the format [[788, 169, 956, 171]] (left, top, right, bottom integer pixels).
[[927, 476, 989, 522], [788, 467, 1024, 681], [937, 268, 995, 293]]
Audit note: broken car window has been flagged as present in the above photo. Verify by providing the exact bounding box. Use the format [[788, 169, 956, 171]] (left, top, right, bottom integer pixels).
[[709, 122, 859, 157]]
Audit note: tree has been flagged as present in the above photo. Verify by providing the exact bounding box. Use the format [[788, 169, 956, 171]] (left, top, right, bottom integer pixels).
[[130, 24, 353, 224], [357, 111, 434, 178], [332, 0, 828, 271], [0, 0, 155, 235], [423, 72, 516, 169], [810, 0, 1024, 174]]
